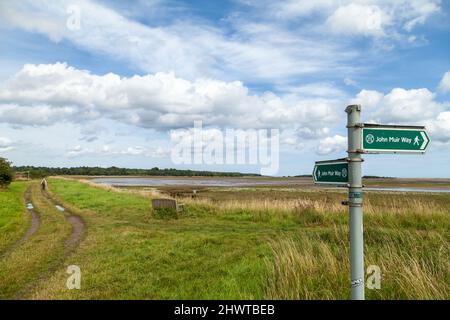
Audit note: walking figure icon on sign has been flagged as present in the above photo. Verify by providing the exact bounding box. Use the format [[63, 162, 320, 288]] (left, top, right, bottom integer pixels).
[[414, 136, 420, 145]]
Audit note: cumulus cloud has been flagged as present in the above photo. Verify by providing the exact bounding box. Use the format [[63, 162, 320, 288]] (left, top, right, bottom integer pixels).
[[0, 137, 14, 152], [352, 88, 445, 124], [0, 104, 82, 126], [316, 135, 347, 155], [317, 83, 450, 155], [352, 87, 450, 147], [0, 63, 340, 135], [438, 71, 450, 93], [327, 3, 390, 37], [425, 111, 450, 144]]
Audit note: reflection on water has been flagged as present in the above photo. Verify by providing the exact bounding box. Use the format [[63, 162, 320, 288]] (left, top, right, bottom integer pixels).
[[92, 177, 450, 193], [92, 177, 278, 187], [364, 187, 450, 193]]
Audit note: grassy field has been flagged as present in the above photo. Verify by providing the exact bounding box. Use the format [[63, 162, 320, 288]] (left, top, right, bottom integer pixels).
[[0, 182, 29, 254], [0, 178, 449, 299], [0, 183, 71, 299]]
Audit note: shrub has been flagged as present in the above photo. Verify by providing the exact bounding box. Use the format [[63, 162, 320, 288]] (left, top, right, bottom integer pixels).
[[153, 207, 178, 219], [0, 158, 13, 187]]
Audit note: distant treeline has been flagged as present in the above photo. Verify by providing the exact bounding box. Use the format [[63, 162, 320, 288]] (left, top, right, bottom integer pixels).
[[292, 174, 391, 178], [363, 175, 393, 179], [12, 166, 260, 178]]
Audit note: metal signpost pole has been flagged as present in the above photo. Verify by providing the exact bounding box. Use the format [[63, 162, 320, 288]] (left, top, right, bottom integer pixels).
[[345, 104, 365, 300]]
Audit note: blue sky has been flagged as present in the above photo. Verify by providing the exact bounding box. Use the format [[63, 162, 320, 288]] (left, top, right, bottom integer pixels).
[[0, 0, 449, 177]]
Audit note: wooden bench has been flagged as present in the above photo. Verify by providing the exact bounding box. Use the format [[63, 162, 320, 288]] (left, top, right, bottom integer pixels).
[[151, 199, 184, 212]]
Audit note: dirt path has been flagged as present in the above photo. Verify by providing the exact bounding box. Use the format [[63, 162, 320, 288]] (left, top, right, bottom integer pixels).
[[0, 188, 40, 258], [14, 189, 86, 299], [41, 190, 86, 253]]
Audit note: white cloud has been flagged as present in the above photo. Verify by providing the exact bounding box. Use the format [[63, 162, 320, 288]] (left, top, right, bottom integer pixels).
[[352, 87, 445, 124], [120, 146, 145, 156], [0, 137, 14, 152], [0, 63, 340, 136], [401, 0, 441, 31], [438, 71, 450, 93], [352, 87, 450, 147], [66, 144, 169, 158], [425, 111, 450, 144], [327, 3, 390, 37], [316, 135, 347, 155], [66, 145, 84, 157], [249, 0, 441, 39], [0, 104, 82, 126], [0, 0, 441, 89], [352, 90, 384, 109], [0, 0, 446, 168], [150, 147, 169, 158], [344, 77, 358, 86], [296, 127, 330, 140], [0, 1, 66, 42], [266, 0, 334, 19], [283, 82, 347, 99], [79, 123, 107, 142], [281, 137, 297, 146], [0, 0, 355, 83]]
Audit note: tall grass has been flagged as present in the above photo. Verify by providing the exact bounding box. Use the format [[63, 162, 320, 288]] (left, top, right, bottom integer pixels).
[[181, 191, 449, 299], [181, 195, 448, 229], [264, 230, 349, 299], [265, 230, 449, 299]]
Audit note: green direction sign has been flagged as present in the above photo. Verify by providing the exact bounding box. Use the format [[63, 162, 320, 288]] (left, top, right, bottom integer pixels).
[[362, 125, 430, 153], [313, 159, 348, 185]]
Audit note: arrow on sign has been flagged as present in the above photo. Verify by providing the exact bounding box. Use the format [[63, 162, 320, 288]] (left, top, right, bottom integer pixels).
[[420, 131, 429, 150]]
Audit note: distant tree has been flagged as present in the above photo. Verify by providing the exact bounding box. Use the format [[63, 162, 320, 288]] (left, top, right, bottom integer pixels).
[[11, 165, 261, 178], [0, 158, 13, 187]]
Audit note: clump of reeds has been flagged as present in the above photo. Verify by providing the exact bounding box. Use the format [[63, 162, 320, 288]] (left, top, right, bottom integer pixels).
[[264, 231, 449, 299]]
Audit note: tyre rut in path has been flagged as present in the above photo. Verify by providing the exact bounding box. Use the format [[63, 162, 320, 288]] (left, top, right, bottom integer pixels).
[[14, 189, 86, 299], [41, 190, 86, 254], [0, 188, 40, 259]]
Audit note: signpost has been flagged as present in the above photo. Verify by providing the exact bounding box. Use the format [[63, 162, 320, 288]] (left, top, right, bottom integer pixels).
[[313, 159, 348, 185], [313, 105, 430, 300], [346, 105, 364, 300], [362, 124, 429, 153]]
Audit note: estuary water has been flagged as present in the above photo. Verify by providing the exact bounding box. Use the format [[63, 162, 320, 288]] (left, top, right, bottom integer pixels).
[[91, 177, 450, 193]]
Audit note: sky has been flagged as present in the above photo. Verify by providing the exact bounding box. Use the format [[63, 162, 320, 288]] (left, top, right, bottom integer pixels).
[[0, 0, 449, 177]]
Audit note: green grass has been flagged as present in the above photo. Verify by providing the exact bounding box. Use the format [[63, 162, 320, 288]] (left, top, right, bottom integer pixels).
[[2, 178, 449, 299], [0, 182, 29, 253], [30, 178, 272, 299], [0, 183, 71, 299]]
